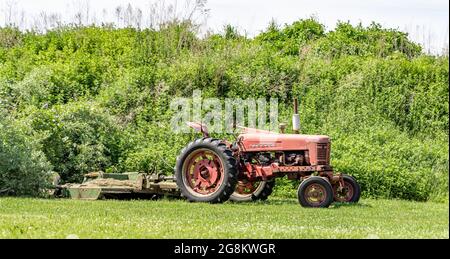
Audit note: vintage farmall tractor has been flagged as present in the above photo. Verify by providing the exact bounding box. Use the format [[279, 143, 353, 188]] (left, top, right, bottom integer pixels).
[[175, 99, 361, 208]]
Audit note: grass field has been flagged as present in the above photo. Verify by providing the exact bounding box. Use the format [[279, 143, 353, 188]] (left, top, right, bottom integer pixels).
[[0, 197, 448, 239]]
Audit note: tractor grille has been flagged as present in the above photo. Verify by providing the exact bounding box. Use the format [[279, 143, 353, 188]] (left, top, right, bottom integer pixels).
[[317, 143, 330, 165]]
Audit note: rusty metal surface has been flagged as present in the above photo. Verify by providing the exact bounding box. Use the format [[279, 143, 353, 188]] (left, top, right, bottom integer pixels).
[[61, 172, 180, 200]]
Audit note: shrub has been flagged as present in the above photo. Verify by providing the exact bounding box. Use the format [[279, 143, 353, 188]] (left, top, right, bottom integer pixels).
[[313, 22, 422, 58], [0, 115, 52, 195], [256, 18, 325, 55], [20, 102, 124, 182]]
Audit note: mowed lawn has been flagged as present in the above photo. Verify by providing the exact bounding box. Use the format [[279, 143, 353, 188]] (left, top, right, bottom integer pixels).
[[0, 197, 448, 239]]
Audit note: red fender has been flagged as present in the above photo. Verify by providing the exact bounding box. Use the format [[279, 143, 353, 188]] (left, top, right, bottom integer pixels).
[[186, 122, 209, 137]]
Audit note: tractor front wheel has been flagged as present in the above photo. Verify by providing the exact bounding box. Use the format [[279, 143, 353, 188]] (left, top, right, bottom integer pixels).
[[229, 179, 275, 202], [175, 138, 238, 203], [333, 174, 361, 203], [297, 176, 334, 208]]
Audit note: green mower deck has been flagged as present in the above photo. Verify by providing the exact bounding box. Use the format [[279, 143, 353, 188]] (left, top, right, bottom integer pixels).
[[59, 172, 180, 200]]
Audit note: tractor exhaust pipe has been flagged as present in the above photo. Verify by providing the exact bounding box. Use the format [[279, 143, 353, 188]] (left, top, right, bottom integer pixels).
[[293, 98, 300, 134]]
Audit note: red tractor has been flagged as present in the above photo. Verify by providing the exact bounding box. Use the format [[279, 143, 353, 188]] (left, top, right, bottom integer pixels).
[[175, 102, 361, 208]]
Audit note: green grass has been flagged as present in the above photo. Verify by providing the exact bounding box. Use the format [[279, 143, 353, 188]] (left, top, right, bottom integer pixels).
[[0, 197, 447, 239]]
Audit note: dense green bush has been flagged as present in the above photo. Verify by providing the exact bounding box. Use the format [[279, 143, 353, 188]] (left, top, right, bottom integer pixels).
[[256, 18, 324, 55], [313, 22, 422, 58], [19, 102, 125, 182], [0, 114, 52, 195], [0, 19, 448, 201]]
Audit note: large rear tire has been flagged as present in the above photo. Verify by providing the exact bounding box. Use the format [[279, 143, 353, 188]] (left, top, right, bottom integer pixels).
[[229, 179, 275, 202], [175, 138, 238, 203], [298, 176, 334, 208]]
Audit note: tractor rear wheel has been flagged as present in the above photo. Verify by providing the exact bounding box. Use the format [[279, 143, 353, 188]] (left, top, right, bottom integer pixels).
[[229, 179, 275, 202], [333, 175, 361, 203], [297, 176, 334, 208], [175, 138, 238, 203]]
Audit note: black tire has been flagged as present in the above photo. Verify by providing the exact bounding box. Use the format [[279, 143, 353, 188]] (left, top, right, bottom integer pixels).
[[229, 180, 275, 202], [175, 138, 238, 203], [297, 176, 334, 208], [333, 175, 361, 203]]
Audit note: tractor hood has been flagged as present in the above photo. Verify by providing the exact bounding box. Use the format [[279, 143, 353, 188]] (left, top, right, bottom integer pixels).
[[238, 132, 330, 152]]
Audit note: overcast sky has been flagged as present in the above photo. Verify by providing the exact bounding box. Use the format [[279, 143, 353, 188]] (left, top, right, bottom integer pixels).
[[1, 0, 448, 54]]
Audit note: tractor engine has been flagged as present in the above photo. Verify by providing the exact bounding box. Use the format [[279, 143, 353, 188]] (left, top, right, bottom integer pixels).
[[242, 151, 309, 167], [235, 130, 332, 182], [280, 151, 307, 166]]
